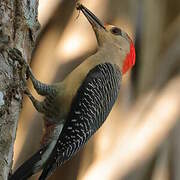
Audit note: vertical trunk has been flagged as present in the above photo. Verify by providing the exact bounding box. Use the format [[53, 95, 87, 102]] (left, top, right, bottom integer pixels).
[[0, 1, 39, 179]]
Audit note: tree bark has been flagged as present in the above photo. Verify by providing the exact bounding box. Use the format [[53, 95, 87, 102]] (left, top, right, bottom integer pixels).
[[0, 1, 39, 179]]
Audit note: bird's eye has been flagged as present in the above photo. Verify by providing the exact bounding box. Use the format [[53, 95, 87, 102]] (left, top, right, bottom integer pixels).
[[110, 27, 122, 36]]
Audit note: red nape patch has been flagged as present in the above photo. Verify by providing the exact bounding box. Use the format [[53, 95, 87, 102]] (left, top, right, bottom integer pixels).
[[122, 41, 136, 74]]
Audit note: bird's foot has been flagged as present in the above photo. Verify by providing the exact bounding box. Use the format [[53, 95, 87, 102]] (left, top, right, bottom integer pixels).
[[8, 48, 25, 65], [8, 48, 30, 85]]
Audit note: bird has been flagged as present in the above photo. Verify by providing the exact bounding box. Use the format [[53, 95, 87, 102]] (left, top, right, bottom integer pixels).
[[8, 3, 135, 180]]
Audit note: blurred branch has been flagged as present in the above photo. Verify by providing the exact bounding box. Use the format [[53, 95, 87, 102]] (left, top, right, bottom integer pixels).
[[168, 118, 180, 180], [155, 14, 180, 88], [151, 141, 170, 180], [137, 0, 167, 94], [124, 151, 159, 180], [33, 0, 76, 56], [165, 0, 180, 26], [128, 4, 180, 179]]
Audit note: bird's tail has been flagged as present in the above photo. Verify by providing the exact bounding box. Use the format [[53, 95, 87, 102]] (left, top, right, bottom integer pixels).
[[38, 149, 65, 180], [9, 146, 47, 180], [38, 163, 54, 180], [38, 155, 61, 180]]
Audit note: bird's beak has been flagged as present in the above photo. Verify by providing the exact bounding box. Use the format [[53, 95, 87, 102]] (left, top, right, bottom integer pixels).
[[77, 3, 106, 31]]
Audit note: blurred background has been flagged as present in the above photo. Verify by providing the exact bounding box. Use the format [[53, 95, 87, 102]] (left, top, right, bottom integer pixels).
[[12, 0, 180, 179]]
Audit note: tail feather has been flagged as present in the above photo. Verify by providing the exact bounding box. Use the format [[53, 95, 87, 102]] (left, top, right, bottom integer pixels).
[[38, 151, 64, 180], [9, 147, 47, 180], [38, 164, 53, 180], [38, 157, 57, 180]]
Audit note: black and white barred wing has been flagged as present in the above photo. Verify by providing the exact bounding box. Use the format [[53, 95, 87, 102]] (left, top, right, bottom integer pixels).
[[39, 63, 122, 180]]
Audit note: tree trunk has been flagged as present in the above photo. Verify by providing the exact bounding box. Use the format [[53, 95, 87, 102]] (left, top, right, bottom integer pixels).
[[0, 1, 39, 179]]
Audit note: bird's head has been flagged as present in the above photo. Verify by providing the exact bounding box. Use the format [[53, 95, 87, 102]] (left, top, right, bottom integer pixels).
[[77, 3, 135, 74]]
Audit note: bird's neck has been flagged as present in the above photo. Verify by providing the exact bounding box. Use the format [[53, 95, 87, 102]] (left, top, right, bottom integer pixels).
[[97, 43, 126, 71]]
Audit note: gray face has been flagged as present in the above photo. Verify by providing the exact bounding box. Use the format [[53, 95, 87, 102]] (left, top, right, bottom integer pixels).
[[101, 25, 131, 55]]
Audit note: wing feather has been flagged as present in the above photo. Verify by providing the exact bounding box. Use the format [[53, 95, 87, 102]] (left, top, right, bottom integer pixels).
[[39, 63, 122, 180]]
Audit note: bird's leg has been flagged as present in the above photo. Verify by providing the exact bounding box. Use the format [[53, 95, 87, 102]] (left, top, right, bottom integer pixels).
[[8, 48, 56, 97], [24, 88, 45, 113], [27, 67, 57, 97]]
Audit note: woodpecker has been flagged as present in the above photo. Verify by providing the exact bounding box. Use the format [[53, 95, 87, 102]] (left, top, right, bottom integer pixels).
[[9, 3, 135, 180]]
